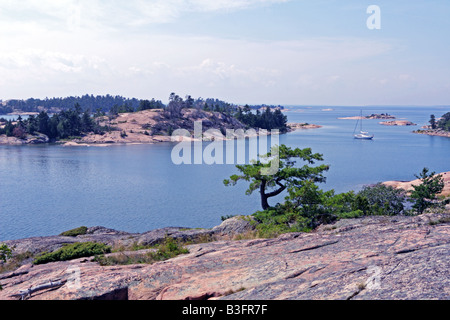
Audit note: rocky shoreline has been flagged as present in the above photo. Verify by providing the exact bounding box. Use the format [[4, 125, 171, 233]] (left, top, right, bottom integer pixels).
[[0, 108, 321, 146], [338, 113, 395, 120], [413, 129, 450, 139], [0, 133, 50, 145], [1, 212, 449, 300], [379, 120, 416, 126], [383, 171, 450, 197], [287, 123, 322, 131]]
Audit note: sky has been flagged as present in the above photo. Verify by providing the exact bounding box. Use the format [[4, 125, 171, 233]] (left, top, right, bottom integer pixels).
[[0, 0, 449, 106]]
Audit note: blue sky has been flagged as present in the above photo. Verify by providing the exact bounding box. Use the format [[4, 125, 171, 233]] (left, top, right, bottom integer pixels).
[[0, 0, 449, 106]]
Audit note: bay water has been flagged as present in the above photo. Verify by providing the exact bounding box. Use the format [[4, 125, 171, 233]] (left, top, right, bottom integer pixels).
[[1, 106, 449, 241]]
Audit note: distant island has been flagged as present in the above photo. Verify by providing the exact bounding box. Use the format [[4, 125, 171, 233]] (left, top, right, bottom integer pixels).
[[379, 120, 417, 126], [414, 112, 450, 138], [0, 93, 320, 146], [338, 113, 395, 120]]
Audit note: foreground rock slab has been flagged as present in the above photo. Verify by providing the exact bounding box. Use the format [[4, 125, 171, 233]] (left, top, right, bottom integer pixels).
[[0, 214, 449, 300]]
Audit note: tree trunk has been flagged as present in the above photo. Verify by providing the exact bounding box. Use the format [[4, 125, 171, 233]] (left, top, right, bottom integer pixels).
[[260, 179, 286, 210], [260, 180, 270, 210]]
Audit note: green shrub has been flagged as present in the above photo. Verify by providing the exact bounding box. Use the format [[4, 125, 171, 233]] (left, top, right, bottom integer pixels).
[[221, 214, 235, 221], [0, 244, 12, 263], [33, 242, 111, 265], [95, 236, 189, 266], [253, 206, 301, 238], [410, 168, 445, 215], [356, 183, 406, 216], [59, 226, 88, 237], [0, 244, 14, 291], [335, 210, 364, 220], [151, 236, 189, 261]]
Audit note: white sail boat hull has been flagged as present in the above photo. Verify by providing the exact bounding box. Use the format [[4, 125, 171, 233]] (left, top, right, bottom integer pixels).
[[354, 132, 374, 140], [353, 111, 374, 140]]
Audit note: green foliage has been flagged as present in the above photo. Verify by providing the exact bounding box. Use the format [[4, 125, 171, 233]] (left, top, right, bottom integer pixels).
[[1, 107, 108, 141], [59, 226, 88, 237], [221, 214, 236, 221], [0, 244, 12, 263], [94, 236, 189, 266], [33, 242, 111, 265], [0, 244, 13, 290], [284, 180, 337, 228], [253, 206, 300, 238], [355, 183, 406, 216], [1, 95, 142, 115], [410, 168, 445, 214], [151, 236, 189, 261], [436, 112, 450, 131], [229, 145, 425, 238], [429, 114, 437, 129], [336, 210, 365, 219], [137, 99, 165, 111], [235, 106, 288, 133], [110, 103, 135, 115], [224, 144, 330, 211]]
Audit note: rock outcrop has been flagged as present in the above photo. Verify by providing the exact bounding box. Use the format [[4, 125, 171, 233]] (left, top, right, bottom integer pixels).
[[0, 133, 49, 145], [338, 114, 395, 120], [76, 109, 247, 145], [383, 171, 450, 197], [1, 214, 449, 300], [379, 120, 416, 126], [287, 123, 322, 131], [414, 129, 450, 139]]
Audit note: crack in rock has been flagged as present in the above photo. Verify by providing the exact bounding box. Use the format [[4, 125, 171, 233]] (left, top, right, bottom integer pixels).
[[289, 240, 339, 254]]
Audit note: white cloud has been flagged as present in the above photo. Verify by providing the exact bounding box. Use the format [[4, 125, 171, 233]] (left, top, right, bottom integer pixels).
[[0, 25, 397, 103], [0, 50, 105, 73], [0, 0, 290, 29], [0, 1, 447, 105]]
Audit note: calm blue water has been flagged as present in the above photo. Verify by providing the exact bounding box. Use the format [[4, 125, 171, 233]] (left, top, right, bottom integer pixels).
[[1, 106, 449, 241]]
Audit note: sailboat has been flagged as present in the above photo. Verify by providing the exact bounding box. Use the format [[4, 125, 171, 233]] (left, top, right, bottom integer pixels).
[[353, 110, 374, 140]]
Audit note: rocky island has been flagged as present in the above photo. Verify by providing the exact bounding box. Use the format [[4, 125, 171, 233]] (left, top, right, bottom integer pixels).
[[287, 123, 323, 131], [338, 113, 395, 120], [379, 120, 417, 126], [413, 112, 450, 138], [0, 95, 321, 146], [414, 129, 450, 139]]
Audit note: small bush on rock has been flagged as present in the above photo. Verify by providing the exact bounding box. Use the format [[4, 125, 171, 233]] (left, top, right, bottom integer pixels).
[[59, 226, 88, 237], [33, 242, 111, 265]]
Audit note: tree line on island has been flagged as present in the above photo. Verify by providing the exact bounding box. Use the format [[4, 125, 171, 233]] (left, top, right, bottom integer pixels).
[[429, 112, 450, 131], [0, 105, 106, 140], [0, 95, 143, 115], [0, 93, 287, 140]]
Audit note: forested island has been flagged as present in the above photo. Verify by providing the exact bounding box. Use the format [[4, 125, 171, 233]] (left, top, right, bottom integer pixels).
[[0, 93, 298, 145], [338, 113, 395, 120], [414, 112, 450, 138]]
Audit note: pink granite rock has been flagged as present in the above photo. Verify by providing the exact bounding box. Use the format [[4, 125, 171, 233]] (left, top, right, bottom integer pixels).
[[0, 213, 449, 300]]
